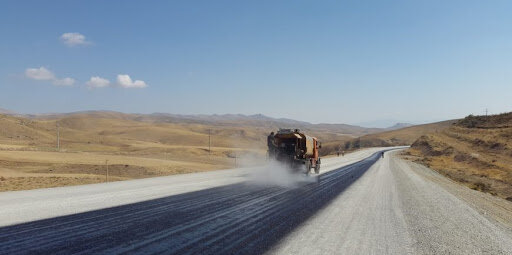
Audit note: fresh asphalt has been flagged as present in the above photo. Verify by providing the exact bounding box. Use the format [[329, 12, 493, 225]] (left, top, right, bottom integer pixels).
[[0, 152, 383, 254]]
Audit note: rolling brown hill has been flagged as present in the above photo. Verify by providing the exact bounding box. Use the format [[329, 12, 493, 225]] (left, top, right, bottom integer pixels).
[[321, 120, 455, 155], [406, 112, 512, 200]]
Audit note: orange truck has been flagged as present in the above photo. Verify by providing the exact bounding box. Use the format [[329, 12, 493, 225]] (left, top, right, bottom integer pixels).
[[267, 129, 321, 174]]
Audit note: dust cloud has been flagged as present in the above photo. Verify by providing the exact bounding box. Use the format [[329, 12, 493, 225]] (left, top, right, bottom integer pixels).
[[228, 135, 317, 188], [237, 153, 317, 188]]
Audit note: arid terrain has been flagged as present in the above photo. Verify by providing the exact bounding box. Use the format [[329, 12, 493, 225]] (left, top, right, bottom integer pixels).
[[0, 111, 389, 191], [405, 112, 512, 200], [318, 120, 453, 156], [3, 110, 511, 199], [324, 112, 512, 201]]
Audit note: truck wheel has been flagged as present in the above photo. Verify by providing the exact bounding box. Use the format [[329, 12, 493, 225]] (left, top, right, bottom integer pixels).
[[314, 158, 321, 174], [305, 161, 311, 175]]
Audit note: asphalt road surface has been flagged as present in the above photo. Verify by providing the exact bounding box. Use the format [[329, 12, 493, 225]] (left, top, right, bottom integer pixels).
[[1, 148, 511, 254]]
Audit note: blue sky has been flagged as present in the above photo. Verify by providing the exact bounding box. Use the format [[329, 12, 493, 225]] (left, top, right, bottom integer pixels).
[[1, 0, 511, 126]]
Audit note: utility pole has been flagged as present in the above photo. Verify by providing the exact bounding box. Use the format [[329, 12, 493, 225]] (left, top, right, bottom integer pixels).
[[485, 108, 488, 116], [208, 129, 211, 155], [105, 159, 109, 182], [56, 123, 60, 151]]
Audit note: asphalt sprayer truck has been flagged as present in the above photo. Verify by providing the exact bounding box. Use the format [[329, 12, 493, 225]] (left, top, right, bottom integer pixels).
[[267, 129, 321, 175]]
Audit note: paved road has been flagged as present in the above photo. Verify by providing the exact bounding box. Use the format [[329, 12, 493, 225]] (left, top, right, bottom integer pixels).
[[0, 148, 386, 254], [0, 147, 387, 227], [1, 148, 511, 254]]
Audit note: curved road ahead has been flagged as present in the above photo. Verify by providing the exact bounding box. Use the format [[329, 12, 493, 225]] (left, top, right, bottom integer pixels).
[[1, 148, 511, 254]]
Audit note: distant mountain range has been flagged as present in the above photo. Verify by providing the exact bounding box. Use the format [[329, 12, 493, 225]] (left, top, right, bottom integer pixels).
[[386, 123, 414, 130], [355, 119, 416, 129], [0, 107, 16, 115], [0, 108, 413, 135]]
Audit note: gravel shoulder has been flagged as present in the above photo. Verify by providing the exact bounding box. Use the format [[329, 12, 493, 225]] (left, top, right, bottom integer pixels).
[[269, 150, 512, 254], [399, 157, 512, 232]]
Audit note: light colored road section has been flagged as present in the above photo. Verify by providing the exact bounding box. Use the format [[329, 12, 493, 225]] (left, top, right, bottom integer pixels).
[[270, 150, 512, 254], [320, 147, 394, 173], [0, 147, 389, 227]]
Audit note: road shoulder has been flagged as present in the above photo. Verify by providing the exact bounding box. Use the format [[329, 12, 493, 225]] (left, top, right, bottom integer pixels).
[[397, 153, 512, 233], [391, 152, 512, 254]]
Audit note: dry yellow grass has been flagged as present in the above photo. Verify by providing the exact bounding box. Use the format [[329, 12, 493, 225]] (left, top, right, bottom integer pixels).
[[406, 113, 512, 200], [0, 149, 241, 192], [0, 113, 272, 191], [357, 120, 455, 145]]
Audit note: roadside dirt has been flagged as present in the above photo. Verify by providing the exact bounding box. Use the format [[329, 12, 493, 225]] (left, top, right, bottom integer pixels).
[[0, 149, 237, 192], [406, 114, 512, 201], [400, 158, 512, 231]]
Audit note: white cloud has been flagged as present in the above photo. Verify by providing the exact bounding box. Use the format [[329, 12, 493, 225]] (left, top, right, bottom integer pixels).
[[25, 67, 55, 80], [116, 74, 147, 88], [53, 77, 75, 86], [25, 67, 75, 86], [24, 68, 147, 89], [86, 76, 110, 88], [60, 32, 91, 46]]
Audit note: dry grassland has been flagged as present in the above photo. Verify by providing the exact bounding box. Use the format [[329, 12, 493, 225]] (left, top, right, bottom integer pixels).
[[0, 112, 362, 191], [0, 113, 269, 191], [405, 113, 512, 200]]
